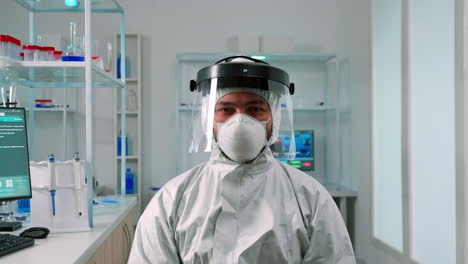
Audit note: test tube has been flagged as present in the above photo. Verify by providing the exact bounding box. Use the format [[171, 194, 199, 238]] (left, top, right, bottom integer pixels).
[[105, 42, 113, 72]]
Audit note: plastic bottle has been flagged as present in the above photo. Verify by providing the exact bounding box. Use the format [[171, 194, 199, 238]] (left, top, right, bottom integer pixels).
[[117, 130, 129, 156], [127, 89, 138, 111], [125, 168, 135, 194], [117, 54, 130, 79]]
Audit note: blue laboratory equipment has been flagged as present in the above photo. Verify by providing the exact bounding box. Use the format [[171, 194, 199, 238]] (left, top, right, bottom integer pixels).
[[117, 54, 130, 79], [62, 22, 84, 62], [64, 0, 79, 7], [48, 154, 56, 216], [117, 131, 128, 156], [125, 168, 135, 194], [17, 199, 30, 213]]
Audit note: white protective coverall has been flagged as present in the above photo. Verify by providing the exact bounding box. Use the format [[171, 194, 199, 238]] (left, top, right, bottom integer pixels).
[[128, 146, 356, 263]]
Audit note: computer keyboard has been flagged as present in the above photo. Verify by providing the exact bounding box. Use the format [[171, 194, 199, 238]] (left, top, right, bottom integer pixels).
[[0, 233, 34, 257]]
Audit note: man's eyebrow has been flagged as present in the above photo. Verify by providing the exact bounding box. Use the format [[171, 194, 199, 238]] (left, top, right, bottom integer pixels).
[[216, 101, 237, 106], [245, 100, 268, 105]]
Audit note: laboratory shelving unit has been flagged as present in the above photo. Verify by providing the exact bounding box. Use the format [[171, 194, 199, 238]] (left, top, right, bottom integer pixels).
[[114, 33, 142, 214], [175, 52, 354, 189], [3, 0, 130, 228]]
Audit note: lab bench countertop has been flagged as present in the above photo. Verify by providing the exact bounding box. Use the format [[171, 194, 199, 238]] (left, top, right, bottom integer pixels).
[[0, 196, 137, 264]]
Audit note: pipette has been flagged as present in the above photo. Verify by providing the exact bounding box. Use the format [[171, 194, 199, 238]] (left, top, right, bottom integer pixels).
[[48, 154, 56, 216], [73, 152, 82, 216], [8, 83, 16, 107], [0, 87, 5, 106]]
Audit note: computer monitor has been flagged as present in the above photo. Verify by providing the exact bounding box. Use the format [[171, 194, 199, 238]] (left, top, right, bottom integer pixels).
[[270, 130, 315, 171], [0, 108, 32, 202]]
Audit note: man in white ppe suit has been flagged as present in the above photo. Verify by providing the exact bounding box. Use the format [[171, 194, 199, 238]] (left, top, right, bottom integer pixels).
[[129, 56, 355, 263]]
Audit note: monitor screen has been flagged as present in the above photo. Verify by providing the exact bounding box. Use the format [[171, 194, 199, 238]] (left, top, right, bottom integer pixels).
[[0, 108, 32, 201], [270, 130, 315, 171]]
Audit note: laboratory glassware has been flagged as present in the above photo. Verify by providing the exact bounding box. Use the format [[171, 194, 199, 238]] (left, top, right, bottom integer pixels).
[[62, 22, 84, 61]]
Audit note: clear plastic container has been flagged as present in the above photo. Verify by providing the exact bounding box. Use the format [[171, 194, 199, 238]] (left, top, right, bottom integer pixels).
[[7, 36, 21, 60], [127, 89, 138, 111], [53, 50, 62, 61], [92, 56, 104, 70], [41, 46, 55, 61], [37, 46, 47, 61], [0, 35, 5, 56], [13, 37, 21, 60], [35, 99, 52, 108], [1, 35, 21, 60], [23, 45, 40, 61], [5, 36, 11, 58]]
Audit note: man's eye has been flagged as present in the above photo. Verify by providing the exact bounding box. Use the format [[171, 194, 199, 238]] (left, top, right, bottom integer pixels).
[[216, 108, 233, 113], [249, 107, 264, 113]]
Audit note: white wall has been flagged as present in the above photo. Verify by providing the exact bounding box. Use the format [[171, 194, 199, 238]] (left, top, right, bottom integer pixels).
[[335, 1, 376, 263], [336, 0, 416, 263]]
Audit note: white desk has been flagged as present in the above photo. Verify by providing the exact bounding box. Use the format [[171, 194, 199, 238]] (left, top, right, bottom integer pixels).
[[324, 184, 358, 224], [323, 184, 357, 245], [1, 196, 137, 264]]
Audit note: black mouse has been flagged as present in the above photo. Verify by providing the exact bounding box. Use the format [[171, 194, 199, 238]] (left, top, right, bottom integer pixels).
[[20, 227, 50, 239]]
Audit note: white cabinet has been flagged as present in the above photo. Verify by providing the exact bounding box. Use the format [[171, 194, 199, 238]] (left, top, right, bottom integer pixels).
[[87, 207, 136, 264], [175, 53, 352, 187], [114, 33, 142, 214]]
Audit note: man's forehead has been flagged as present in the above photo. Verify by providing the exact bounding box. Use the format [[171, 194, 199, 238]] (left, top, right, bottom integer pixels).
[[216, 92, 268, 105]]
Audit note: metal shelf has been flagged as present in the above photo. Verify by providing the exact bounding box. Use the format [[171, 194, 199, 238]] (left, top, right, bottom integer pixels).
[[15, 0, 124, 13], [10, 0, 128, 229], [16, 61, 125, 88]]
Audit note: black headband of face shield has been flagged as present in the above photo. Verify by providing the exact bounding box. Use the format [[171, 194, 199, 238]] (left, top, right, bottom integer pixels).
[[189, 56, 295, 95], [197, 77, 269, 97], [214, 55, 270, 65]]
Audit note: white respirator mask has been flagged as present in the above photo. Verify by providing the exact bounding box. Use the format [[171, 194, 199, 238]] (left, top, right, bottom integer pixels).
[[215, 113, 269, 163]]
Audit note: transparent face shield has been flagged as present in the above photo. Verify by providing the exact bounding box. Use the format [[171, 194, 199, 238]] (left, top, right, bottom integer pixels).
[[189, 77, 296, 160]]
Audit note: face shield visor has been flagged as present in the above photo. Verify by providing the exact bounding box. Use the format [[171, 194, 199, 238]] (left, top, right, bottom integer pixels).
[[188, 56, 296, 160]]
